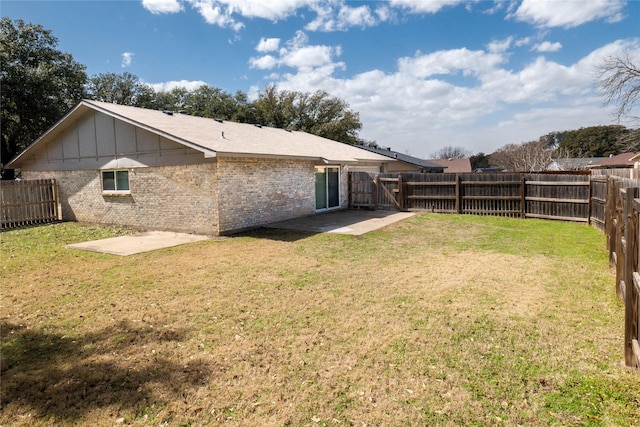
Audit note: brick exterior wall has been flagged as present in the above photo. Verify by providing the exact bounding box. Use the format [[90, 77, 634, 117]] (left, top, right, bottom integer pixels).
[[22, 163, 219, 235], [22, 158, 321, 235], [216, 157, 316, 234]]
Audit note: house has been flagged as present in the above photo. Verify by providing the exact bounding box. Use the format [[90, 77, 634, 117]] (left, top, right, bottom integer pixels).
[[7, 100, 394, 235], [426, 158, 472, 173], [588, 152, 640, 169], [355, 145, 445, 173]]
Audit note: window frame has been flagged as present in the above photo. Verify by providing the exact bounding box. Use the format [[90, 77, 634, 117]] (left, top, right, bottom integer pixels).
[[101, 169, 130, 195]]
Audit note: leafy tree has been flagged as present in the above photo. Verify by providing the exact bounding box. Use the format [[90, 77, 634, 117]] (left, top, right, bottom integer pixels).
[[469, 152, 491, 170], [252, 85, 362, 144], [539, 130, 568, 148], [1, 18, 87, 176], [557, 125, 629, 157], [291, 90, 362, 144], [253, 84, 297, 129], [152, 87, 190, 111], [184, 85, 253, 121], [597, 53, 640, 121], [85, 72, 155, 107], [430, 145, 472, 159], [230, 90, 258, 124]]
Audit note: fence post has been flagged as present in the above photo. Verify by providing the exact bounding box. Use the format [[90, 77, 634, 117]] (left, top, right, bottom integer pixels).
[[455, 175, 461, 214], [397, 174, 404, 211], [625, 188, 639, 367], [587, 175, 593, 225], [374, 174, 380, 211], [520, 175, 526, 219], [52, 179, 62, 220]]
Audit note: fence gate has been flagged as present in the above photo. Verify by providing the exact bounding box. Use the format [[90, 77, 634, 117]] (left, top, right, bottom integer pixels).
[[377, 176, 402, 210]]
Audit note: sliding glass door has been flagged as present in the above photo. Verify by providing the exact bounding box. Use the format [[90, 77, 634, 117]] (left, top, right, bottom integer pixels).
[[315, 167, 340, 210]]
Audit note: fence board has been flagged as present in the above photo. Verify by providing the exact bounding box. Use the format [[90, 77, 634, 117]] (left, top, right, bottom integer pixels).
[[1, 179, 60, 230], [349, 172, 594, 222]]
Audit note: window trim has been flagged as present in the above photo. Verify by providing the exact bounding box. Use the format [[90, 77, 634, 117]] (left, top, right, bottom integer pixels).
[[101, 169, 130, 195]]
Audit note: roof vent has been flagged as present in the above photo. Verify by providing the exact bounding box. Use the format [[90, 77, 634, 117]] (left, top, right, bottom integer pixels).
[[284, 128, 292, 132], [214, 118, 223, 123], [178, 110, 188, 115], [387, 147, 391, 151], [254, 124, 262, 128], [221, 131, 225, 139], [162, 110, 173, 116]]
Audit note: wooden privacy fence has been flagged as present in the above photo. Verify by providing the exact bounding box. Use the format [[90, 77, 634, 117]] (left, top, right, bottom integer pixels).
[[605, 175, 640, 368], [349, 172, 595, 224], [1, 179, 61, 230]]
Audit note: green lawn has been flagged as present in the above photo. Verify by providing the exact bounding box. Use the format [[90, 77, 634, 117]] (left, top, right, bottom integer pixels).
[[1, 214, 638, 426]]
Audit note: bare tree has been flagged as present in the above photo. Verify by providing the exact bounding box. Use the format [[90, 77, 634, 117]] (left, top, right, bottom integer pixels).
[[490, 140, 554, 172], [597, 52, 640, 121], [430, 145, 471, 159]]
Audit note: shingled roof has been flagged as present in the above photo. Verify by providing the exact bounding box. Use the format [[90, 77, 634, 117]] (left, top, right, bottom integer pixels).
[[9, 100, 392, 167]]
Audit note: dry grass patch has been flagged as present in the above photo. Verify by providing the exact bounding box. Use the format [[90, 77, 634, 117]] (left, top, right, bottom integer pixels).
[[1, 215, 638, 426]]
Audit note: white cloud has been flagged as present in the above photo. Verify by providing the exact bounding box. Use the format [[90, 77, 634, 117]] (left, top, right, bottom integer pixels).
[[188, 0, 244, 31], [121, 52, 135, 68], [156, 0, 316, 30], [533, 41, 562, 52], [148, 80, 208, 92], [306, 3, 380, 32], [249, 30, 343, 72], [142, 0, 183, 14], [250, 55, 278, 70], [256, 37, 280, 52], [260, 37, 640, 155], [514, 0, 626, 28], [141, 0, 628, 35], [486, 36, 513, 53], [388, 0, 470, 14], [140, 0, 478, 33]]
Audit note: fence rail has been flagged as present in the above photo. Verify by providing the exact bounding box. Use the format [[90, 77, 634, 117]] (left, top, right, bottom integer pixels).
[[349, 172, 593, 223], [1, 179, 61, 230]]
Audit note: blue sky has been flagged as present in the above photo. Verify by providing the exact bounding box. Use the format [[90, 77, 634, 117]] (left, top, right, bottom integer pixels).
[[3, 0, 640, 157]]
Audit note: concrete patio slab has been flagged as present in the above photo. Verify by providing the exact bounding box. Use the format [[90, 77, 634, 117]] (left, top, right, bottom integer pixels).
[[265, 210, 415, 236], [66, 231, 210, 256]]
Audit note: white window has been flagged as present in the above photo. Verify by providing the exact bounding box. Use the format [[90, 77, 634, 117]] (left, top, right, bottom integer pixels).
[[101, 170, 130, 194]]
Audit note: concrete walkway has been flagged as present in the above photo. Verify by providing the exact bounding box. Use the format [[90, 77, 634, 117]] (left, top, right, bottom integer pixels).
[[66, 231, 210, 256], [67, 210, 414, 256], [265, 210, 415, 236]]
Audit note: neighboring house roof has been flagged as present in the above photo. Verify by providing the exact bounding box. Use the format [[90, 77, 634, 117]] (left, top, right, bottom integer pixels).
[[8, 100, 392, 168], [355, 145, 445, 170], [426, 158, 472, 173], [547, 157, 607, 171], [588, 152, 640, 168]]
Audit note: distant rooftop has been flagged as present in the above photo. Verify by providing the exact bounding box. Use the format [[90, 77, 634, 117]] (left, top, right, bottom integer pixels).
[[426, 158, 472, 173], [356, 145, 445, 170]]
